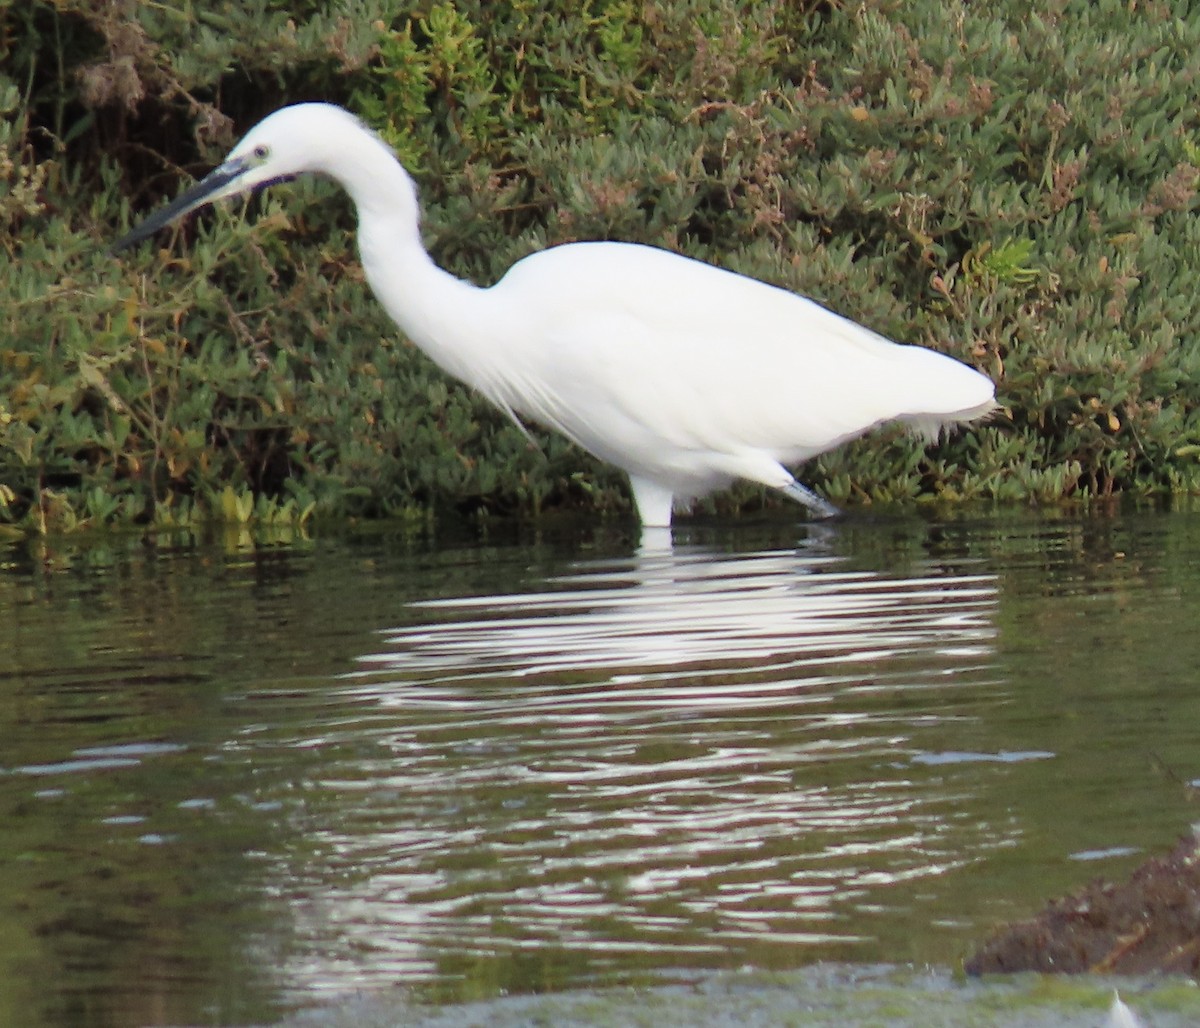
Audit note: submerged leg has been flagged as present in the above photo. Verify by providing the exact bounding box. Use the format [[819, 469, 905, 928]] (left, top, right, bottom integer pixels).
[[628, 476, 675, 528], [779, 479, 840, 520]]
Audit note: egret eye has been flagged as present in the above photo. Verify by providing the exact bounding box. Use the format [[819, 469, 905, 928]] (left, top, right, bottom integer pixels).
[[253, 144, 270, 161]]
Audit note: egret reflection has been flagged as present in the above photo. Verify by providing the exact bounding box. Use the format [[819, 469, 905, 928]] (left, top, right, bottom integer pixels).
[[282, 542, 1000, 992], [353, 541, 996, 691]]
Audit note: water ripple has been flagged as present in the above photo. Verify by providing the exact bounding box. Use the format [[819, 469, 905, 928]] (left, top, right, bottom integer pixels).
[[274, 543, 1002, 992], [351, 549, 994, 692]]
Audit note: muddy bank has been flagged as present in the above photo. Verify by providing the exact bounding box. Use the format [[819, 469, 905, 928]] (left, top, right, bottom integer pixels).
[[967, 832, 1200, 975], [277, 965, 1200, 1027]]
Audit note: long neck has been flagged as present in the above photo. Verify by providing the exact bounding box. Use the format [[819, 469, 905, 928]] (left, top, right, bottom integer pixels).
[[329, 137, 502, 391]]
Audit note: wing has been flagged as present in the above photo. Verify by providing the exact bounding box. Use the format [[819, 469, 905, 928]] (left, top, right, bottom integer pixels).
[[492, 241, 993, 468]]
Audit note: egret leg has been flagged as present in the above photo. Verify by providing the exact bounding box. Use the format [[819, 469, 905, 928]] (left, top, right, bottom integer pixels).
[[628, 476, 675, 528], [779, 479, 840, 520]]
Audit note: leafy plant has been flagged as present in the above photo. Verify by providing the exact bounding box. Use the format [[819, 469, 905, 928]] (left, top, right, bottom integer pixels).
[[4, 0, 1200, 533]]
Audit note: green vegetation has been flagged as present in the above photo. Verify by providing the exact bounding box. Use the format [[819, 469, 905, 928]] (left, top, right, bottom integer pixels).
[[4, 0, 1200, 533]]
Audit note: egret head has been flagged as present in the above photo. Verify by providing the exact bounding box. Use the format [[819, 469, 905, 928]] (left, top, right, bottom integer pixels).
[[112, 103, 369, 251]]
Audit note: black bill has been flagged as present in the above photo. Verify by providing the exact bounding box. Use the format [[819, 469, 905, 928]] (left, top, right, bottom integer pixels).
[[111, 156, 251, 253]]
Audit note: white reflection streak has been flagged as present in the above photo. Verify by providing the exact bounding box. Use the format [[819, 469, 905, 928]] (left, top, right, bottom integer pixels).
[[280, 544, 1000, 995], [351, 547, 996, 687]]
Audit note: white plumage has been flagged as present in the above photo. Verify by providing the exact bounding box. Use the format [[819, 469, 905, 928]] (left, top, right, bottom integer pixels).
[[115, 103, 996, 528]]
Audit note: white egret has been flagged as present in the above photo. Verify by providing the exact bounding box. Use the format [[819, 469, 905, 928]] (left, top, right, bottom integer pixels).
[[114, 103, 996, 528], [1107, 990, 1144, 1028]]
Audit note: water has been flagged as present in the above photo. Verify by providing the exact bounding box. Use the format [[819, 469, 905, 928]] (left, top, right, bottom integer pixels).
[[2, 511, 1199, 1025]]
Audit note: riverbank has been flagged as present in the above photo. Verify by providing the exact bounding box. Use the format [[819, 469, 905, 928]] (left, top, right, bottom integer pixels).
[[277, 964, 1199, 1027]]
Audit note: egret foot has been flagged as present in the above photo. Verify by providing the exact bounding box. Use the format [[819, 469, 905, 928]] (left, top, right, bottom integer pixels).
[[780, 480, 840, 520]]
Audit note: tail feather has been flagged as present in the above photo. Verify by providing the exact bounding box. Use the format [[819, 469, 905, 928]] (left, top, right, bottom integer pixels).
[[901, 397, 999, 443]]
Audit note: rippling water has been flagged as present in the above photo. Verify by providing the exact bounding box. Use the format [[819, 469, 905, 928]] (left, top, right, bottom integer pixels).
[[301, 543, 999, 986], [3, 512, 1200, 1025]]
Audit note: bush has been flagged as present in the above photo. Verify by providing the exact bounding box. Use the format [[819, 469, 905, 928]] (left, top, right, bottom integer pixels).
[[3, 0, 1200, 532]]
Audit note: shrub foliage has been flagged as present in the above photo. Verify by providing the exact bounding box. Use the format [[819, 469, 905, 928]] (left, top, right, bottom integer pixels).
[[3, 0, 1200, 531]]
